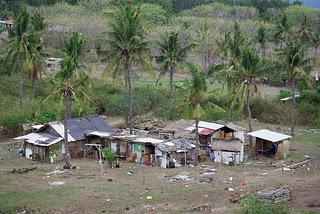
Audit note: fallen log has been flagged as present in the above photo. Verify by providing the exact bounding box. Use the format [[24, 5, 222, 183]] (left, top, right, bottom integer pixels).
[[10, 166, 37, 174]]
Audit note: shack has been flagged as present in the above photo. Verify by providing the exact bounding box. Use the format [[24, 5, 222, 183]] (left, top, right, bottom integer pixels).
[[155, 139, 196, 168], [211, 138, 244, 165], [247, 129, 291, 159], [15, 115, 113, 162], [185, 121, 246, 146]]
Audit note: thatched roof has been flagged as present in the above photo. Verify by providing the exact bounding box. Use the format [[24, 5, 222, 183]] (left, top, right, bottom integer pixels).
[[211, 138, 243, 151]]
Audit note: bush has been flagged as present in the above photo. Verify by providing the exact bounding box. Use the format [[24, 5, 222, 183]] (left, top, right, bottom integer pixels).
[[240, 194, 289, 214], [278, 90, 292, 99], [102, 148, 116, 168]]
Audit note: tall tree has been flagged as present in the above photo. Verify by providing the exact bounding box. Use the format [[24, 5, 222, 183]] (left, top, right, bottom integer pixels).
[[156, 31, 193, 111], [279, 37, 310, 136], [57, 32, 87, 169], [2, 8, 29, 109], [273, 13, 291, 49], [104, 1, 152, 133], [256, 25, 267, 56], [28, 10, 47, 98], [298, 15, 314, 45], [312, 32, 320, 57], [186, 62, 207, 166]]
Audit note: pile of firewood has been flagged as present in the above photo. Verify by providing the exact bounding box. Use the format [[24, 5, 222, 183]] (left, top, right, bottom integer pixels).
[[255, 188, 291, 203]]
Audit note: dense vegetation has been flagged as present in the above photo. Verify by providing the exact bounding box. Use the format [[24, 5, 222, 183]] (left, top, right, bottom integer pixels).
[[0, 0, 319, 137]]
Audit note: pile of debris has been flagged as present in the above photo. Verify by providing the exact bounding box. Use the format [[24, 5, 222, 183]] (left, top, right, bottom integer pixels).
[[274, 155, 314, 172], [168, 172, 192, 182], [255, 188, 291, 203]]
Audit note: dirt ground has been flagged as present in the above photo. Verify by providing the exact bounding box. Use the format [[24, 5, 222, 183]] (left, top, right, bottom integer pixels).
[[0, 132, 319, 214]]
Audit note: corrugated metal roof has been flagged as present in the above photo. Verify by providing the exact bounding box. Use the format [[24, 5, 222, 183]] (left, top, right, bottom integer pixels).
[[156, 139, 195, 153], [15, 133, 63, 146], [247, 129, 291, 143], [200, 128, 215, 136], [85, 131, 112, 137], [49, 121, 76, 142], [132, 137, 164, 144], [44, 115, 113, 142], [192, 121, 224, 131]]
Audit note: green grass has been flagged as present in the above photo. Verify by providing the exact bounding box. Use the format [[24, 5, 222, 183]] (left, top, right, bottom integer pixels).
[[0, 187, 79, 213], [293, 133, 320, 146]]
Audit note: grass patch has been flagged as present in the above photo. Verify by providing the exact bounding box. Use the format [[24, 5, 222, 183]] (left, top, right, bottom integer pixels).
[[0, 187, 79, 211], [293, 133, 320, 146]]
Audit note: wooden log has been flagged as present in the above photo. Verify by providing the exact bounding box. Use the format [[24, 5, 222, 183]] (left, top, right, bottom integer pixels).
[[10, 166, 37, 174]]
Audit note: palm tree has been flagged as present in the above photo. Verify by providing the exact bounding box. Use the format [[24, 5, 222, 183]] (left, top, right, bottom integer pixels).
[[225, 45, 261, 132], [256, 25, 267, 56], [273, 13, 291, 49], [28, 10, 47, 99], [156, 31, 193, 110], [312, 32, 320, 57], [2, 8, 29, 109], [216, 32, 230, 62], [279, 38, 310, 136], [104, 1, 152, 133], [55, 32, 87, 169], [185, 62, 207, 166], [227, 22, 245, 68], [298, 15, 314, 45]]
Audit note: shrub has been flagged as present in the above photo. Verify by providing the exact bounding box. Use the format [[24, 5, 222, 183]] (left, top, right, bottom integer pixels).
[[240, 194, 289, 214], [278, 90, 292, 99], [102, 148, 116, 168]]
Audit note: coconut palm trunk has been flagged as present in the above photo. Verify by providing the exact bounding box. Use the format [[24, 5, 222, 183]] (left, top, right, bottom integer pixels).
[[63, 92, 71, 169], [19, 53, 24, 109], [246, 82, 252, 132], [32, 80, 36, 99], [194, 119, 199, 166], [169, 66, 174, 108], [125, 60, 133, 134], [290, 77, 296, 136]]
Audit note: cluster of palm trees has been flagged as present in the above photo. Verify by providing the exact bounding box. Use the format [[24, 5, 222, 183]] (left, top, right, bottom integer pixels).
[[1, 8, 47, 108]]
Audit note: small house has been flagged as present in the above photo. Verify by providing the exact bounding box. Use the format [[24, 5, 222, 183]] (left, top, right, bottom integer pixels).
[[155, 139, 196, 168], [247, 129, 291, 159], [211, 138, 244, 165], [15, 115, 113, 162]]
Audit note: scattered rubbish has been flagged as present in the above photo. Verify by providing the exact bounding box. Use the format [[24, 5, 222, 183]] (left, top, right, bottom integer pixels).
[[146, 196, 153, 200], [126, 207, 130, 210], [211, 206, 227, 213], [274, 156, 313, 172], [229, 177, 233, 182], [228, 188, 235, 192], [193, 203, 213, 212], [229, 193, 241, 203], [107, 178, 113, 182], [170, 172, 191, 182], [185, 185, 189, 188], [106, 199, 110, 202], [48, 181, 65, 186], [127, 171, 134, 175], [260, 172, 268, 176], [148, 207, 155, 211], [255, 188, 291, 203], [10, 166, 37, 174], [198, 174, 214, 183], [46, 168, 66, 176]]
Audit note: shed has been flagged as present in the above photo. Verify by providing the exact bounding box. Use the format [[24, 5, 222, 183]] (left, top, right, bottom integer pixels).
[[155, 139, 196, 168], [15, 115, 113, 162], [247, 129, 291, 159]]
